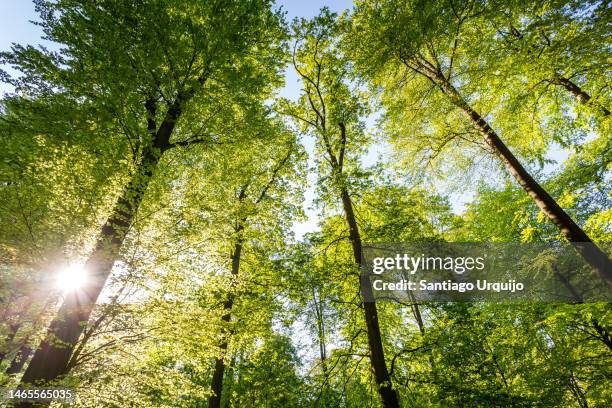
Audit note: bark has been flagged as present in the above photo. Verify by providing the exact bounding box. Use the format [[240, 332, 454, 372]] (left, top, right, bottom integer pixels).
[[410, 297, 425, 337], [339, 187, 400, 408], [208, 239, 242, 408], [434, 76, 612, 286], [312, 287, 328, 375], [15, 97, 180, 404], [315, 122, 398, 407], [553, 75, 610, 116], [590, 318, 612, 353]]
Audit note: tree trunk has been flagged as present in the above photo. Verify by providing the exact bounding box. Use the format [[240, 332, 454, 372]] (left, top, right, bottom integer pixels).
[[208, 165, 289, 407], [208, 240, 242, 408], [17, 150, 160, 391], [590, 318, 612, 353], [312, 287, 328, 375], [339, 187, 400, 408], [435, 77, 612, 286], [553, 75, 610, 116], [14, 97, 180, 404]]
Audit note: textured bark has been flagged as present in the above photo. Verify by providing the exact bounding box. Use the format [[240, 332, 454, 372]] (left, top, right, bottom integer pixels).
[[434, 77, 612, 286]]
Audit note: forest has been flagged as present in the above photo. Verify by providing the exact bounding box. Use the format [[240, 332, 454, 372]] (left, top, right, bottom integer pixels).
[[0, 0, 610, 407]]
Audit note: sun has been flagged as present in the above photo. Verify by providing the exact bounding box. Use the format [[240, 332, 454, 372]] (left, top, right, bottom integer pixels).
[[56, 263, 88, 292]]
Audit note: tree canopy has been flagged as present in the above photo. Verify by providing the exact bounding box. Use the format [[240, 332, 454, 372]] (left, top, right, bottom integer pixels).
[[0, 1, 610, 407]]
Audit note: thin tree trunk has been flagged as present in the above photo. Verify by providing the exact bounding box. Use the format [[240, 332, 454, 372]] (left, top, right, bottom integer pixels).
[[208, 239, 242, 408], [208, 337, 230, 408], [207, 154, 291, 408], [339, 187, 400, 408], [312, 287, 328, 375], [434, 77, 612, 286], [409, 294, 425, 337], [553, 75, 610, 116], [314, 121, 398, 407], [15, 98, 181, 404], [590, 318, 612, 353]]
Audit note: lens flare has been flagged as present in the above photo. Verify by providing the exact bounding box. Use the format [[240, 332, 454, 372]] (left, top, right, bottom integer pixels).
[[56, 263, 88, 292]]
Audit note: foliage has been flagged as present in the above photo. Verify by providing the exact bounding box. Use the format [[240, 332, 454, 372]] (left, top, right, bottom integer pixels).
[[0, 1, 610, 407]]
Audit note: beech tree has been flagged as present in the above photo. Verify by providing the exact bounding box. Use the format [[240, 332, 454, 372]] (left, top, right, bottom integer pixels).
[[0, 1, 609, 407], [281, 10, 401, 407], [346, 0, 612, 285], [191, 130, 303, 408], [1, 0, 286, 393]]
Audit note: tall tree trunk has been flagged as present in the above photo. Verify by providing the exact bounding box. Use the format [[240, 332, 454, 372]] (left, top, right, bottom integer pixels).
[[208, 239, 242, 408], [15, 98, 181, 403], [339, 187, 400, 408], [434, 76, 612, 286], [208, 155, 290, 407], [553, 75, 610, 116], [17, 150, 161, 390]]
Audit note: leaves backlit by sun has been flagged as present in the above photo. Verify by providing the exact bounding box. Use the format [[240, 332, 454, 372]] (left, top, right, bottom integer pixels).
[[56, 264, 88, 293]]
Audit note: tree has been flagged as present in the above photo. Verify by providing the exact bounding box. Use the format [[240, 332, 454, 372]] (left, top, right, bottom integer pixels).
[[347, 0, 612, 285], [282, 9, 401, 407], [200, 130, 302, 408], [0, 0, 286, 394]]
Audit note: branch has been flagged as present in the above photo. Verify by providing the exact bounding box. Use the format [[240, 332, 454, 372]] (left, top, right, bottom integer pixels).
[[274, 106, 318, 129], [168, 134, 222, 149], [338, 122, 347, 170], [389, 345, 427, 377], [255, 143, 294, 204], [292, 39, 326, 130], [448, 38, 459, 80]]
